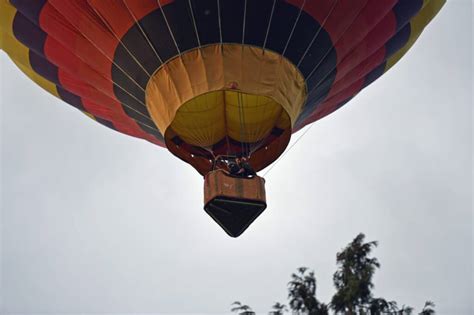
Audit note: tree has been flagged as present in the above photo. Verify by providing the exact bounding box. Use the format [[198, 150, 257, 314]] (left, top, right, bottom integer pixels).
[[317, 303, 330, 315], [231, 301, 255, 315], [288, 267, 328, 315], [366, 298, 398, 315], [418, 301, 435, 315], [230, 234, 435, 315], [331, 233, 380, 315], [269, 302, 288, 315], [398, 305, 414, 315]]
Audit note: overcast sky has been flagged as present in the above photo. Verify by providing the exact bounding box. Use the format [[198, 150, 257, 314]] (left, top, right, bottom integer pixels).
[[1, 1, 472, 315]]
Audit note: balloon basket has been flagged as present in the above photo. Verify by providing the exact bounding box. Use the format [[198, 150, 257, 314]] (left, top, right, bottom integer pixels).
[[203, 169, 267, 237]]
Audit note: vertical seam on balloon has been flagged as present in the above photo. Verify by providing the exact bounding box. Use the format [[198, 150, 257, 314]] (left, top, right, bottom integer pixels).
[[262, 0, 277, 52], [16, 3, 153, 114], [296, 0, 340, 68], [300, 0, 372, 114], [46, 2, 147, 96], [122, 0, 164, 64], [187, 0, 201, 48], [241, 0, 247, 45], [88, 2, 152, 77], [282, 0, 306, 57], [250, 99, 278, 156], [160, 61, 184, 125], [303, 0, 415, 116], [216, 0, 223, 49], [237, 91, 246, 156], [175, 60, 210, 148], [174, 102, 211, 148], [255, 0, 278, 153], [303, 1, 370, 86], [59, 75, 162, 133], [12, 3, 158, 132], [222, 92, 231, 155], [315, 13, 394, 91], [57, 72, 161, 131], [240, 0, 248, 153], [298, 2, 418, 128], [157, 0, 181, 55]]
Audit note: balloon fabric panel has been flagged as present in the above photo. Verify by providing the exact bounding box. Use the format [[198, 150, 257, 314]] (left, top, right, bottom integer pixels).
[[1, 0, 445, 172]]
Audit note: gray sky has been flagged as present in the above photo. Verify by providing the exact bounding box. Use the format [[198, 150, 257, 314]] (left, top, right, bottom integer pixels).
[[1, 1, 472, 314]]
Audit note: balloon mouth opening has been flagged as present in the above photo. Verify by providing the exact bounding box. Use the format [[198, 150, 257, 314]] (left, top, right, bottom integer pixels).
[[163, 90, 292, 175]]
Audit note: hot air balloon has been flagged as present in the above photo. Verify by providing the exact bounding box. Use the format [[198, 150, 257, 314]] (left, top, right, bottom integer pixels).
[[0, 0, 445, 237]]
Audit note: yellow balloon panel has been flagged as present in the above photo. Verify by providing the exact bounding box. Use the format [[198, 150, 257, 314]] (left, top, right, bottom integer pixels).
[[170, 91, 226, 147], [145, 44, 306, 135], [170, 91, 285, 147], [224, 91, 283, 143]]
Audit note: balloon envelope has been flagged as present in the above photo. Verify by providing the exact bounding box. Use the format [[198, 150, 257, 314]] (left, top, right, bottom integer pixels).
[[0, 0, 445, 174]]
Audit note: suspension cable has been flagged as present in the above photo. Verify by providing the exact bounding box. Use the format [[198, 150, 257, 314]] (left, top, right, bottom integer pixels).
[[262, 124, 315, 177], [236, 91, 247, 157]]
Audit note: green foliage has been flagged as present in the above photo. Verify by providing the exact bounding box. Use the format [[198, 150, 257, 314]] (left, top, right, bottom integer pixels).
[[231, 233, 435, 315], [366, 297, 399, 314], [419, 301, 435, 315], [287, 267, 329, 315], [331, 233, 380, 314], [231, 301, 255, 315], [269, 302, 288, 315]]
